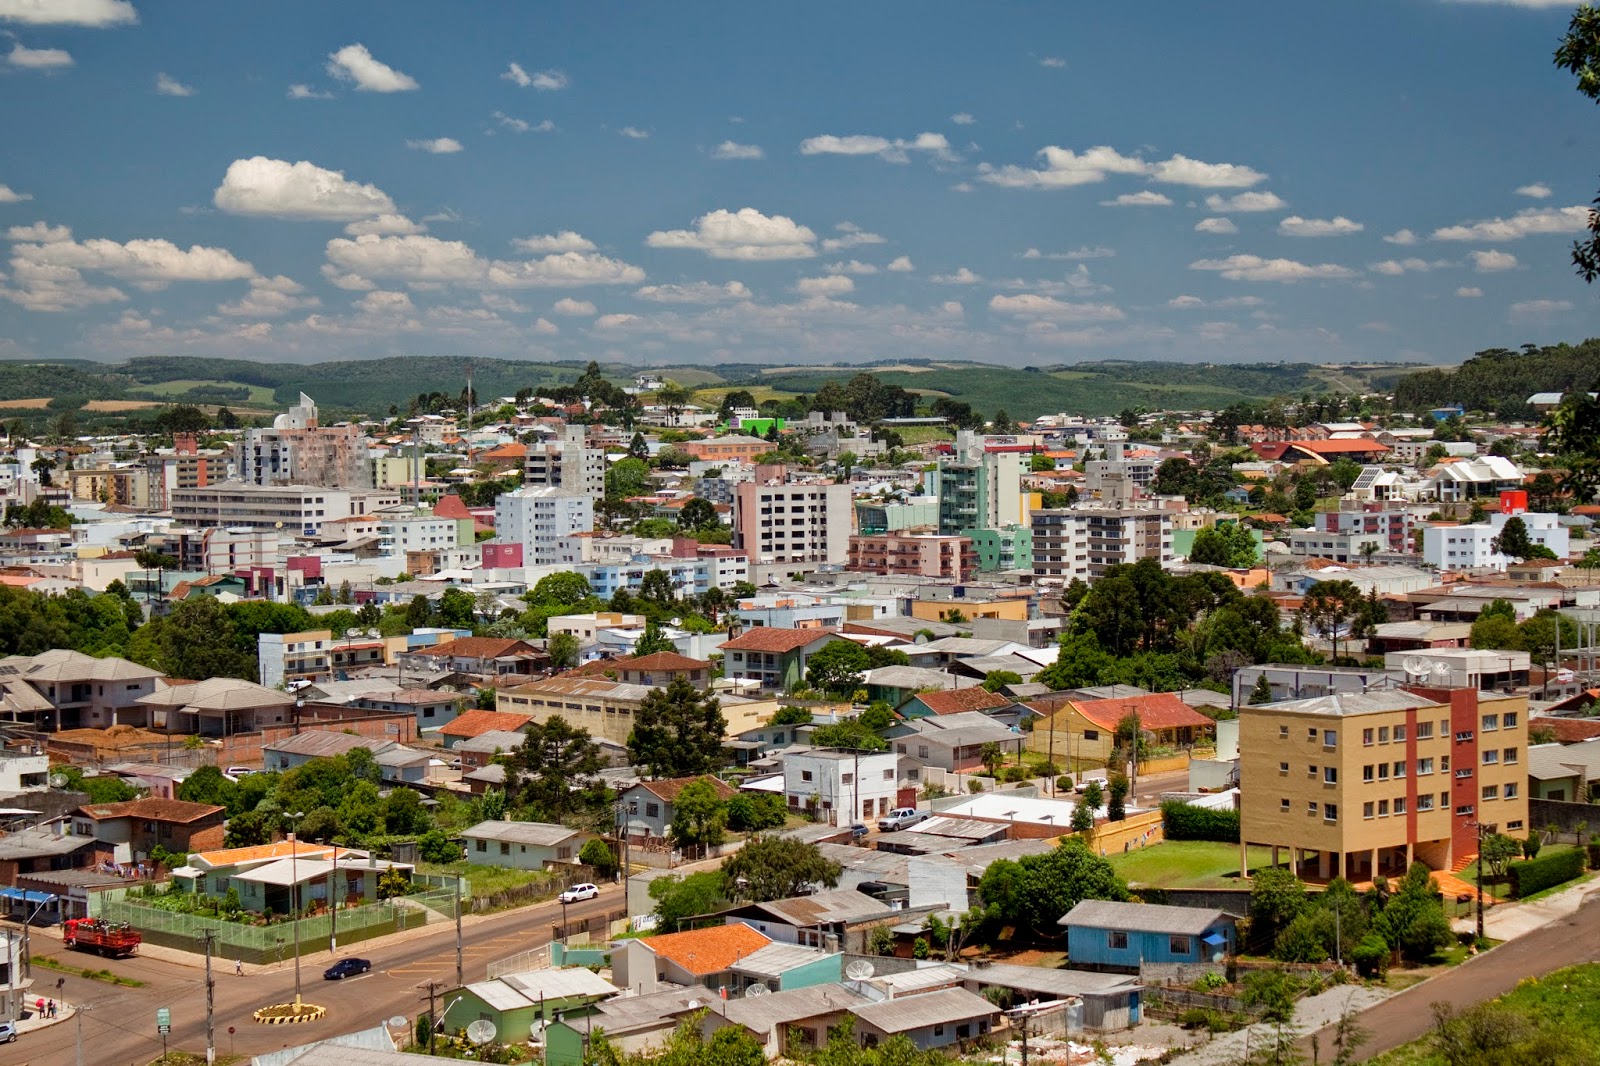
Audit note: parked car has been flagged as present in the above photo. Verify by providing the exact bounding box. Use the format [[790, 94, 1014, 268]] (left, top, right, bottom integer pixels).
[[849, 823, 870, 841], [0, 1020, 14, 1044], [323, 958, 372, 980], [558, 882, 599, 904], [878, 807, 927, 832]]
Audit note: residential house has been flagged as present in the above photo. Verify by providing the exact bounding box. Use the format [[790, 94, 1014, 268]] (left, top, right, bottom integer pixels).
[[1027, 693, 1215, 765], [783, 749, 900, 823], [262, 733, 429, 785], [618, 776, 739, 842], [849, 987, 1001, 1051], [0, 649, 163, 730], [447, 967, 619, 1043], [1060, 900, 1236, 973], [73, 798, 226, 864], [454, 729, 531, 773], [610, 922, 773, 996], [460, 820, 595, 869], [960, 962, 1142, 1032], [0, 825, 97, 886], [138, 677, 297, 737], [613, 652, 712, 690], [899, 687, 1017, 721], [1527, 741, 1600, 802], [691, 984, 867, 1058], [723, 888, 906, 949], [890, 712, 1022, 773], [227, 851, 413, 915], [400, 636, 545, 679], [0, 747, 49, 793], [719, 628, 839, 693], [861, 666, 979, 709], [545, 988, 712, 1066], [350, 688, 464, 732], [439, 709, 534, 749]]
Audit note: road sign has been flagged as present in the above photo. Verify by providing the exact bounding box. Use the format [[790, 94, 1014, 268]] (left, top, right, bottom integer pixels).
[[157, 1006, 171, 1034]]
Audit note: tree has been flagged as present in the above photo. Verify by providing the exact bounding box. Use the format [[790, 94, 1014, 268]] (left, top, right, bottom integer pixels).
[[1302, 579, 1362, 663], [809, 719, 889, 751], [982, 669, 1022, 693], [505, 715, 608, 821], [1249, 675, 1276, 705], [580, 836, 619, 878], [1248, 867, 1307, 950], [223, 809, 270, 848], [605, 457, 651, 501], [417, 829, 461, 865], [1374, 862, 1453, 963], [1080, 779, 1104, 817], [648, 870, 729, 931], [1480, 832, 1522, 882], [804, 639, 871, 696], [633, 621, 677, 657], [638, 569, 678, 607], [176, 765, 236, 809], [980, 742, 1004, 777], [720, 836, 841, 902], [1558, 7, 1600, 288], [1070, 797, 1094, 833], [655, 381, 695, 426], [975, 838, 1128, 939], [726, 793, 787, 832], [677, 497, 719, 532], [1491, 516, 1543, 561], [1190, 523, 1259, 568], [1107, 774, 1129, 822], [128, 596, 255, 680], [527, 571, 595, 609], [669, 779, 728, 851], [770, 705, 813, 726], [547, 631, 580, 670], [628, 676, 728, 777]]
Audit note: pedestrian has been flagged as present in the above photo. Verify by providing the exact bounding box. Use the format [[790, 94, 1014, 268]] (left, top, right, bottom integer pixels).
[[236, 958, 244, 977]]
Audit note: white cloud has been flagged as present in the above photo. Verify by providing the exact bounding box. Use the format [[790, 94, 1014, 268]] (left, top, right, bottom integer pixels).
[[407, 137, 463, 155], [320, 264, 374, 291], [12, 232, 254, 285], [218, 274, 318, 317], [1189, 254, 1356, 282], [1383, 229, 1418, 245], [1509, 298, 1574, 322], [984, 145, 1263, 189], [478, 293, 528, 313], [154, 71, 193, 96], [820, 223, 886, 252], [326, 43, 417, 93], [513, 232, 597, 254], [887, 255, 914, 272], [799, 131, 954, 164], [552, 297, 596, 315], [0, 258, 124, 311], [1165, 294, 1265, 309], [1433, 205, 1590, 241], [1039, 56, 1067, 68], [619, 126, 650, 139], [633, 281, 751, 304], [355, 289, 413, 316], [0, 0, 135, 25], [502, 63, 567, 90], [1516, 182, 1552, 199], [1456, 286, 1483, 298], [711, 140, 763, 160], [593, 312, 641, 330], [1021, 245, 1115, 260], [988, 293, 1123, 321], [6, 221, 68, 241], [1277, 215, 1364, 237], [1368, 257, 1449, 275], [0, 184, 33, 204], [1204, 191, 1286, 213], [532, 316, 559, 335], [343, 214, 423, 237], [324, 233, 646, 289], [1468, 249, 1519, 272], [287, 83, 332, 100], [213, 157, 396, 221], [1195, 217, 1238, 234], [1101, 191, 1172, 207], [940, 300, 964, 316], [797, 275, 854, 298], [646, 207, 816, 260], [951, 112, 975, 125], [931, 267, 982, 284], [8, 43, 71, 68], [825, 259, 878, 275]]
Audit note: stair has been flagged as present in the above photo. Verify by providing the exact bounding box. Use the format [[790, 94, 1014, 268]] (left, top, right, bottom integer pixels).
[[1451, 853, 1476, 874]]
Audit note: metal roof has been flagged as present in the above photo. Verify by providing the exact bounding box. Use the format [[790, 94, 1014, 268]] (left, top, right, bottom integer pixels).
[[460, 820, 584, 847], [729, 942, 837, 979], [849, 986, 998, 1033], [1060, 899, 1233, 936]]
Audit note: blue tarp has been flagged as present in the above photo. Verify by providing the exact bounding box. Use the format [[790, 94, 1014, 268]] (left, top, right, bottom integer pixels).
[[0, 888, 57, 905], [1201, 932, 1227, 945]]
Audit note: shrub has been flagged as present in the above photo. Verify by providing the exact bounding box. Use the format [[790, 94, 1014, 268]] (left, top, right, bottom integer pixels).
[[1179, 1007, 1221, 1030], [1193, 971, 1226, 991], [1002, 766, 1032, 783], [1522, 834, 1543, 859], [1161, 800, 1241, 843], [967, 779, 985, 793], [1506, 847, 1585, 898], [1056, 775, 1074, 792], [1351, 933, 1389, 978]]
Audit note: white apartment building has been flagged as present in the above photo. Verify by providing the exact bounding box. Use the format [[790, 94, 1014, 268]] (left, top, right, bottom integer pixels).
[[494, 486, 594, 566], [1031, 507, 1173, 582], [782, 749, 900, 823], [169, 483, 401, 536], [236, 393, 373, 490], [523, 425, 606, 496], [733, 481, 851, 565], [375, 507, 460, 555], [1422, 511, 1569, 572]]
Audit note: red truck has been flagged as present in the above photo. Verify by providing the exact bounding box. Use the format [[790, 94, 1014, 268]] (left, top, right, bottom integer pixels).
[[62, 918, 142, 958]]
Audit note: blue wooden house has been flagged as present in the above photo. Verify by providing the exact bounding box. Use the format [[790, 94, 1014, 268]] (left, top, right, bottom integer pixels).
[[1060, 900, 1236, 973]]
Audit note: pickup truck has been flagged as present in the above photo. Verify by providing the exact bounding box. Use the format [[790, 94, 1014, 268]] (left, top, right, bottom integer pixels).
[[877, 807, 928, 832]]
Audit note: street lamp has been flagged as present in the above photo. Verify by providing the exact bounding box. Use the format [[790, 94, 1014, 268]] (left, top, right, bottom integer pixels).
[[1467, 819, 1497, 942], [328, 837, 340, 955], [287, 812, 305, 1010]]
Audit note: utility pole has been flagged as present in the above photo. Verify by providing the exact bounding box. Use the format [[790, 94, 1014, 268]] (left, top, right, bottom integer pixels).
[[422, 980, 441, 1056], [75, 1002, 93, 1066], [203, 928, 216, 1066], [454, 877, 464, 987], [330, 840, 339, 954]]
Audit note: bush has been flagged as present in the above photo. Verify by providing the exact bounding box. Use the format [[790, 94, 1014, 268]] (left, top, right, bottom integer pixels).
[[1351, 933, 1389, 978], [1523, 834, 1543, 859], [1002, 766, 1032, 783], [1506, 847, 1585, 898], [1179, 1007, 1221, 1031], [967, 779, 985, 793], [1193, 971, 1226, 991], [1161, 800, 1241, 843], [1056, 775, 1074, 792]]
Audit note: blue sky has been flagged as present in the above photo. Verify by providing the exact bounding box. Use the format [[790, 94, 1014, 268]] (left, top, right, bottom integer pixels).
[[1, 0, 1598, 368]]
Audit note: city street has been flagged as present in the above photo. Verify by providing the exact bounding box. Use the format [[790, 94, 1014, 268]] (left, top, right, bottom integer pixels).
[[14, 884, 619, 1066]]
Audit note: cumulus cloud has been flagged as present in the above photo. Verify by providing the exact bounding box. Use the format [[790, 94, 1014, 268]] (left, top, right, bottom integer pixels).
[[1456, 286, 1483, 298], [154, 72, 193, 96], [619, 126, 650, 139], [552, 297, 596, 315], [218, 274, 318, 317], [355, 289, 413, 316], [407, 137, 463, 154], [1189, 254, 1356, 282], [711, 140, 763, 160], [532, 316, 559, 334], [287, 83, 333, 100], [951, 112, 975, 125], [326, 43, 417, 93], [1195, 217, 1238, 234], [646, 207, 816, 260], [982, 145, 1264, 189], [1277, 215, 1363, 237], [512, 232, 597, 254], [593, 312, 641, 330], [800, 131, 954, 164], [1368, 257, 1449, 275], [0, 184, 33, 203], [825, 259, 878, 275], [343, 214, 423, 237], [213, 157, 396, 221], [1468, 249, 1519, 272], [988, 293, 1123, 321], [502, 63, 567, 90], [1433, 206, 1590, 241], [0, 0, 135, 25], [1101, 191, 1172, 207], [1509, 298, 1574, 322], [1038, 56, 1066, 68], [1516, 182, 1552, 199], [1165, 294, 1265, 309], [887, 255, 914, 272], [0, 258, 124, 311], [323, 232, 645, 289], [796, 275, 854, 299], [1383, 229, 1418, 245], [12, 232, 255, 286], [1022, 245, 1115, 260], [820, 223, 886, 252], [1204, 191, 1286, 213], [8, 43, 72, 68], [633, 281, 751, 304], [931, 267, 982, 284], [6, 221, 69, 241]]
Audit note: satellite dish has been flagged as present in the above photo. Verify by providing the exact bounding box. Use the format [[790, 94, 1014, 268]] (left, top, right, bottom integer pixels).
[[686, 999, 702, 1011], [845, 960, 876, 980], [465, 1019, 497, 1046], [387, 1016, 407, 1029], [1401, 656, 1429, 677], [49, 773, 67, 789], [1432, 663, 1452, 682]]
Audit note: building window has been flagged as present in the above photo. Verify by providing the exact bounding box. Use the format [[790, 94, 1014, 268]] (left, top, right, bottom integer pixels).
[[1482, 714, 1499, 732], [1503, 712, 1518, 729], [1441, 755, 1450, 772], [475, 840, 486, 852], [1108, 930, 1128, 950], [1363, 801, 1374, 819], [1362, 728, 1374, 746], [645, 802, 660, 818], [1282, 726, 1291, 740], [1308, 727, 1319, 742], [1324, 803, 1338, 823], [1455, 731, 1473, 743], [1507, 819, 1524, 831], [1169, 935, 1192, 955], [1482, 750, 1498, 765], [801, 771, 813, 782], [499, 842, 510, 855], [1482, 785, 1499, 801], [1281, 798, 1291, 811], [1084, 730, 1101, 742], [1456, 804, 1475, 817], [1416, 722, 1434, 740], [1378, 764, 1390, 781], [1505, 782, 1519, 799], [1394, 761, 1406, 778], [1280, 762, 1291, 775], [1324, 767, 1338, 785], [1417, 757, 1434, 775], [1504, 748, 1518, 765], [1394, 725, 1407, 742], [1379, 799, 1391, 816], [1394, 797, 1407, 814], [1417, 795, 1435, 811], [1308, 801, 1318, 816], [1363, 765, 1374, 783], [1323, 730, 1338, 748], [1378, 727, 1390, 744]]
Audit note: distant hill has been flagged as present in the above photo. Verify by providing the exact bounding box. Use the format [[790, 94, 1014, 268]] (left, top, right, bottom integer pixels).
[[1392, 340, 1600, 419]]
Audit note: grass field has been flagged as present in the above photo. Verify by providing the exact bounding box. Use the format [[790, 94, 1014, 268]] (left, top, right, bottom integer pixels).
[[0, 397, 51, 409], [418, 861, 563, 901], [134, 378, 279, 405], [1109, 840, 1273, 890]]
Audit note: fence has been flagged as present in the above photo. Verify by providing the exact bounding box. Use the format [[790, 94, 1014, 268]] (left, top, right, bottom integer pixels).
[[1144, 986, 1259, 1021], [97, 885, 460, 965]]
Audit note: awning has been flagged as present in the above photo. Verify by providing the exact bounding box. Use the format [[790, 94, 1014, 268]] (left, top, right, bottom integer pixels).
[[0, 888, 58, 905], [1201, 932, 1228, 946]]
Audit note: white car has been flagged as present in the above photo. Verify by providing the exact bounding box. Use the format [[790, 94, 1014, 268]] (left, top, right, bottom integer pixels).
[[878, 807, 928, 832], [558, 883, 599, 904]]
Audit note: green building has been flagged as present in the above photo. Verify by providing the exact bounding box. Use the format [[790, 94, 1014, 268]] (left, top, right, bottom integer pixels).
[[962, 524, 1033, 572], [856, 498, 940, 535], [446, 966, 619, 1047]]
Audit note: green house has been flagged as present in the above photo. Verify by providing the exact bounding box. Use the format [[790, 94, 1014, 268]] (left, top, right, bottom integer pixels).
[[447, 967, 619, 1046]]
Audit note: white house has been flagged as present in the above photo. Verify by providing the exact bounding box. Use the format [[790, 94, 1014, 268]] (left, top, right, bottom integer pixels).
[[460, 820, 594, 870], [782, 749, 899, 824], [1422, 511, 1569, 572]]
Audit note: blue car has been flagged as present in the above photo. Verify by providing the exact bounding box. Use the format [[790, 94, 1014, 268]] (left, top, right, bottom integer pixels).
[[323, 958, 372, 980]]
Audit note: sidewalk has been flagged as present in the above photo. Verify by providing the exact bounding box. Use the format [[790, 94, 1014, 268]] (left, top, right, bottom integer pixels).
[[1164, 986, 1390, 1066], [1450, 872, 1600, 940], [14, 998, 76, 1037]]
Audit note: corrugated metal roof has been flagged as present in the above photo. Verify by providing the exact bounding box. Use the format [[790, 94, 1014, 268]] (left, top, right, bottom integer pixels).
[[1060, 899, 1232, 936], [850, 986, 998, 1033], [460, 820, 583, 847]]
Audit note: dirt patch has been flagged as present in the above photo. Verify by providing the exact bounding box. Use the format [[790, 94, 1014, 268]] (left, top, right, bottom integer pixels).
[[0, 397, 51, 409], [83, 400, 162, 412]]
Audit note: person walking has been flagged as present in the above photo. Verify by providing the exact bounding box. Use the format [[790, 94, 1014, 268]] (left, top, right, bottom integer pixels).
[[235, 958, 244, 977]]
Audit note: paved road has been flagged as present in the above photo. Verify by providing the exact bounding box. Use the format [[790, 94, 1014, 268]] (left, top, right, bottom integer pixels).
[[1300, 888, 1600, 1057], [16, 885, 619, 1066]]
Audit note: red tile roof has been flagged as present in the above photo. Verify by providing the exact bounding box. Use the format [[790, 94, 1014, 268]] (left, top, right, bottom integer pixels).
[[1542, 716, 1600, 744], [410, 637, 540, 661], [643, 921, 770, 975], [440, 709, 534, 738], [621, 652, 710, 672], [629, 775, 739, 804], [77, 798, 225, 823], [1289, 438, 1390, 456], [720, 627, 837, 654], [1070, 693, 1216, 732], [913, 688, 1013, 715]]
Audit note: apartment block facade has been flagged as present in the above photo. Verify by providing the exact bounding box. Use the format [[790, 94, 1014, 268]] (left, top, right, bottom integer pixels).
[[522, 425, 606, 497], [1031, 507, 1173, 583], [494, 486, 594, 566], [169, 483, 401, 536], [732, 482, 851, 565], [846, 530, 976, 581]]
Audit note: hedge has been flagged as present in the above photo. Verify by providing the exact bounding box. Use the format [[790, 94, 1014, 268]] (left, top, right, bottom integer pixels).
[[1507, 847, 1585, 899], [1160, 801, 1241, 843]]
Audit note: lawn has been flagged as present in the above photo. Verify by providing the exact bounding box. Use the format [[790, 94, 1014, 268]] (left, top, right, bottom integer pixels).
[[417, 862, 565, 902], [1108, 840, 1275, 890], [1455, 843, 1584, 902], [132, 378, 278, 405]]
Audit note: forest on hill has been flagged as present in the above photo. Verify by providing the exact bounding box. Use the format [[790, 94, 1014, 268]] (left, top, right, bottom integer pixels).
[[1392, 339, 1600, 418]]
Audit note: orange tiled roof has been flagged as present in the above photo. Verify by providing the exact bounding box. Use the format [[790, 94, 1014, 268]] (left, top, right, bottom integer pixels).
[[643, 921, 770, 975], [191, 840, 332, 868], [1071, 693, 1215, 732], [630, 775, 739, 804], [440, 709, 535, 738], [914, 688, 1013, 715], [622, 652, 710, 671], [720, 627, 837, 654]]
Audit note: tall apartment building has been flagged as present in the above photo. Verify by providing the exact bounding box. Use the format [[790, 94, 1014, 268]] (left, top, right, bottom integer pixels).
[[937, 431, 1025, 535], [1084, 429, 1159, 493], [732, 481, 851, 565], [1422, 511, 1569, 572], [494, 486, 594, 566], [1031, 507, 1173, 583], [846, 530, 976, 581], [169, 483, 400, 536], [145, 434, 221, 511], [236, 393, 372, 490], [374, 506, 461, 555], [1238, 688, 1528, 880], [523, 425, 605, 496]]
